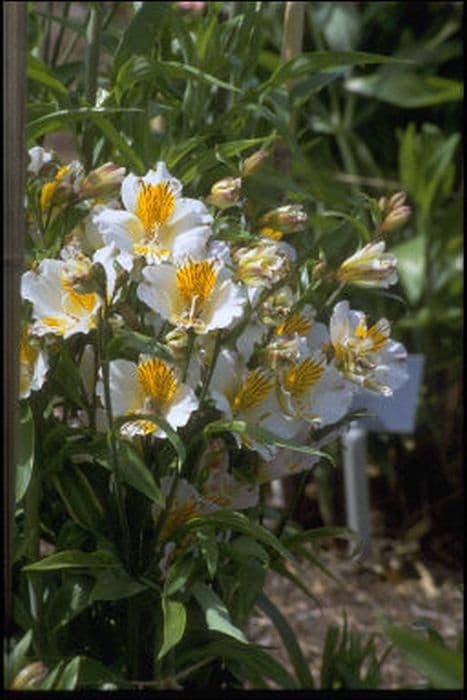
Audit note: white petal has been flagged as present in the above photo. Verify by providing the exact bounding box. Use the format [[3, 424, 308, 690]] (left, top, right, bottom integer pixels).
[[21, 260, 64, 317], [94, 209, 145, 252], [137, 264, 178, 320], [165, 384, 198, 429], [307, 365, 355, 425], [204, 280, 246, 332], [98, 359, 143, 416], [170, 226, 211, 264]]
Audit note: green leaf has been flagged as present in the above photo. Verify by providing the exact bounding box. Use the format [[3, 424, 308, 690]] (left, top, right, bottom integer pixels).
[[4, 630, 33, 688], [178, 637, 299, 689], [260, 50, 412, 95], [390, 234, 426, 305], [46, 579, 93, 631], [51, 464, 105, 534], [116, 442, 165, 507], [229, 536, 269, 566], [345, 73, 463, 108], [107, 330, 173, 364], [283, 526, 354, 547], [320, 210, 371, 242], [163, 551, 197, 597], [197, 529, 219, 579], [16, 405, 34, 503], [383, 624, 463, 689], [205, 420, 333, 463], [114, 2, 171, 69], [90, 567, 147, 602], [192, 581, 248, 644], [55, 657, 80, 690], [157, 598, 187, 660], [23, 549, 118, 572], [27, 55, 68, 96], [179, 510, 299, 570], [257, 593, 314, 688]]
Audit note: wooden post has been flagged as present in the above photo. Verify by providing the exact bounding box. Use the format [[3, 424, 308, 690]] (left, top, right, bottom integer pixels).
[[3, 1, 27, 629]]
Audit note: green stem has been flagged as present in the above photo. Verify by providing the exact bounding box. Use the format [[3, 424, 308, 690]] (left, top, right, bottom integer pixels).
[[274, 470, 309, 539], [198, 330, 222, 405], [51, 1, 70, 67], [82, 3, 102, 170], [97, 309, 131, 569]]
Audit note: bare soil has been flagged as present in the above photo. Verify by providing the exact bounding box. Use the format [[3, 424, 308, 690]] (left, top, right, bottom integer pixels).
[[248, 536, 464, 689]]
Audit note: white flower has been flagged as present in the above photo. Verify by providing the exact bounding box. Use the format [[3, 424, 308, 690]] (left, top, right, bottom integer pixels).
[[337, 241, 398, 288], [154, 477, 215, 544], [210, 349, 298, 458], [328, 300, 408, 395], [93, 162, 212, 265], [96, 356, 198, 439], [21, 259, 101, 338], [19, 325, 48, 399], [27, 146, 53, 175], [137, 258, 246, 334], [198, 439, 259, 510], [233, 239, 293, 290]]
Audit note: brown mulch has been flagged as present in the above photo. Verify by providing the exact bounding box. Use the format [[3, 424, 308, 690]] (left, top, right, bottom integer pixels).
[[247, 536, 464, 690]]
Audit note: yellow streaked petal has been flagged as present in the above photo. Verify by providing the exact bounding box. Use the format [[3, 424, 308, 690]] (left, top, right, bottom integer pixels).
[[283, 357, 325, 398], [232, 369, 274, 412], [275, 312, 312, 337], [137, 358, 177, 408], [175, 259, 217, 308], [135, 182, 175, 235]]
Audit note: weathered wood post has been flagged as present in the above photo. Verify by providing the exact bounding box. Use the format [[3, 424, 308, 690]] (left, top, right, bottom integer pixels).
[[3, 1, 27, 629]]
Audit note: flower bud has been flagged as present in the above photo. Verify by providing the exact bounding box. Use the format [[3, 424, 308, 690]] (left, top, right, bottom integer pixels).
[[164, 327, 189, 361], [311, 261, 327, 281], [206, 176, 242, 209], [79, 162, 125, 200], [259, 204, 308, 234], [177, 1, 206, 13], [233, 241, 291, 288], [337, 241, 398, 288], [11, 662, 48, 690], [381, 206, 412, 233], [241, 149, 269, 178], [259, 226, 283, 241], [39, 162, 83, 212], [378, 191, 411, 233]]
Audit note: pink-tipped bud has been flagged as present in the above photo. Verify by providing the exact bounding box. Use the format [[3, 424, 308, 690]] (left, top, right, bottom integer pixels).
[[12, 662, 48, 690], [79, 162, 125, 199], [259, 204, 308, 234], [207, 176, 242, 209], [177, 1, 206, 13], [241, 150, 269, 177], [381, 206, 412, 233]]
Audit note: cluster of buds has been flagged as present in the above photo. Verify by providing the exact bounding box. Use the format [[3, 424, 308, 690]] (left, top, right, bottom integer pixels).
[[378, 191, 411, 233]]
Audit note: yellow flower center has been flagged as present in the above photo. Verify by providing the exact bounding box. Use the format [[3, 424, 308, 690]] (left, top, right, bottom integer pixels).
[[137, 358, 177, 410], [354, 318, 389, 353], [61, 280, 98, 319], [40, 165, 70, 211], [135, 182, 175, 236], [283, 358, 324, 398], [232, 369, 274, 413], [176, 260, 217, 311], [275, 312, 312, 337], [260, 226, 283, 241]]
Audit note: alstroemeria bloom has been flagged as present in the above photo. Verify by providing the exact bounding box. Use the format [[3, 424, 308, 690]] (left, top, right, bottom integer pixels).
[[19, 325, 49, 399], [97, 356, 198, 439], [198, 439, 259, 509], [210, 349, 298, 457], [233, 239, 292, 290], [336, 241, 398, 288], [275, 355, 354, 426], [93, 162, 212, 264], [137, 258, 246, 334], [328, 300, 408, 395], [21, 259, 101, 338]]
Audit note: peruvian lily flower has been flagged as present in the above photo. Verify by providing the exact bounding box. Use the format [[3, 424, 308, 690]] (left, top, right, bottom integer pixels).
[[209, 349, 298, 458], [19, 325, 49, 399], [198, 439, 259, 509], [137, 258, 246, 334], [21, 259, 101, 338], [93, 162, 212, 265], [336, 241, 398, 288], [328, 300, 408, 396], [96, 355, 198, 439]]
